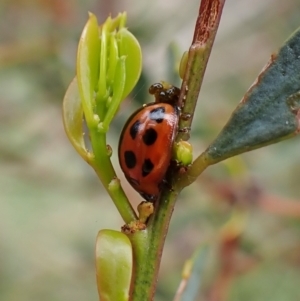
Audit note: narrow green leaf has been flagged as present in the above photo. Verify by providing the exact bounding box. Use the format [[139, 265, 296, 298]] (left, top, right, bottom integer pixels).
[[100, 56, 126, 132], [77, 12, 100, 127], [107, 32, 119, 87], [205, 28, 300, 163], [96, 229, 133, 301], [98, 18, 109, 101]]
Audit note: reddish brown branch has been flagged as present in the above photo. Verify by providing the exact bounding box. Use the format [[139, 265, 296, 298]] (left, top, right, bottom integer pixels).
[[193, 0, 224, 45], [177, 0, 226, 140]]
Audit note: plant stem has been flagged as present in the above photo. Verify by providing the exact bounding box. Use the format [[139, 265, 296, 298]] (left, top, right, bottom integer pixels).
[[176, 0, 227, 141], [129, 0, 227, 300], [129, 190, 178, 301], [175, 0, 227, 190], [90, 131, 137, 223], [176, 152, 213, 189]]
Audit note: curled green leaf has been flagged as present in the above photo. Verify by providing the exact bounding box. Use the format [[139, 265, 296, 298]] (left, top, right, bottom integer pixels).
[[117, 28, 142, 99], [96, 229, 133, 301], [62, 77, 89, 161]]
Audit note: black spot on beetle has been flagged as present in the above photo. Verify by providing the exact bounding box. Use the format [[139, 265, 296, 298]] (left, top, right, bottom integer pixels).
[[127, 177, 139, 187], [130, 120, 141, 140], [140, 192, 157, 202], [142, 159, 154, 177], [149, 107, 165, 123], [124, 151, 136, 169], [142, 128, 157, 145]]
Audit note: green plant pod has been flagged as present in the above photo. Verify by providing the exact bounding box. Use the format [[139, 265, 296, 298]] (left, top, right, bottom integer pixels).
[[77, 12, 100, 127], [96, 229, 133, 301], [173, 140, 193, 166]]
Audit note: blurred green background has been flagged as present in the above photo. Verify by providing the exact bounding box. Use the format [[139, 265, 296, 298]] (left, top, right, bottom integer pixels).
[[1, 0, 300, 300]]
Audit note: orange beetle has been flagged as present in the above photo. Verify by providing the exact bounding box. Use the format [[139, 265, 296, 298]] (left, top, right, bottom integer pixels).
[[118, 83, 180, 201]]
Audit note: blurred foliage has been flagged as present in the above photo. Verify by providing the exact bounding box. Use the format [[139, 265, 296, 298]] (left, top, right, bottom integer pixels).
[[1, 0, 300, 301]]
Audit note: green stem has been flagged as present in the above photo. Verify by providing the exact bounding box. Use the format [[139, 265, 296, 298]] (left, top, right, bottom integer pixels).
[[129, 190, 178, 301], [177, 152, 212, 189], [90, 130, 137, 223], [129, 0, 227, 299]]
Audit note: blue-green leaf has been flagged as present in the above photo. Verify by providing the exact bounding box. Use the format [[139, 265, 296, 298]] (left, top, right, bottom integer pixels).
[[206, 28, 300, 163]]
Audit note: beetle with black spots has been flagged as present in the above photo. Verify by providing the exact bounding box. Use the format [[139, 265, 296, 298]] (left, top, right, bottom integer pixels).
[[118, 83, 180, 202]]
